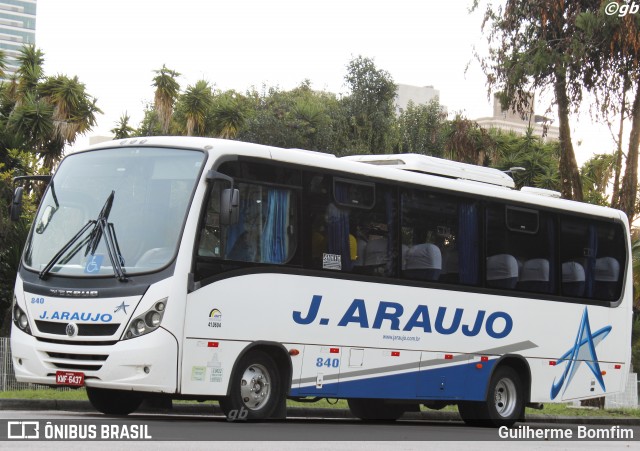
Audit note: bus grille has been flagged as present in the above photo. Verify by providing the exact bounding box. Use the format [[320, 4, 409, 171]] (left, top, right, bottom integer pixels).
[[35, 320, 120, 337], [44, 352, 108, 372]]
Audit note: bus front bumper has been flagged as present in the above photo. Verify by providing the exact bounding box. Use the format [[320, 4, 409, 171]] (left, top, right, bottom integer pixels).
[[10, 326, 178, 393]]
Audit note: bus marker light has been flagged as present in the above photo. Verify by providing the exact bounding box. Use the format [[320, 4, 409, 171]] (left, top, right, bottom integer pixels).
[[445, 354, 453, 360], [391, 351, 400, 357], [549, 361, 556, 366], [330, 348, 339, 354], [481, 356, 488, 362], [207, 342, 219, 348], [289, 349, 300, 356], [476, 363, 483, 369], [614, 364, 621, 369], [601, 371, 606, 376]]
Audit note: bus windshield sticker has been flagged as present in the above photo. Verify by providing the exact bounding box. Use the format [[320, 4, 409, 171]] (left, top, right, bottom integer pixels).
[[191, 366, 206, 382], [323, 253, 342, 270], [84, 255, 104, 274]]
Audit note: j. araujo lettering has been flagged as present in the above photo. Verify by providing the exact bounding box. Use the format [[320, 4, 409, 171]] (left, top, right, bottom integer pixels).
[[38, 311, 113, 322], [292, 295, 513, 339]]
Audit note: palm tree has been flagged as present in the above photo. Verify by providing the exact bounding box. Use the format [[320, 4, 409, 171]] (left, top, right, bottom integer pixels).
[[180, 80, 212, 136], [37, 74, 101, 170], [111, 113, 135, 139], [152, 65, 180, 135], [2, 47, 101, 171], [211, 92, 246, 140]]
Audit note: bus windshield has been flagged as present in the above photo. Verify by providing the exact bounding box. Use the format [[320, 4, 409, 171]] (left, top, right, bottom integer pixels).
[[24, 147, 205, 277]]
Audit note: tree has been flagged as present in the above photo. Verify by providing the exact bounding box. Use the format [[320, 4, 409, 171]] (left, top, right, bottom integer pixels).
[[581, 153, 616, 207], [176, 80, 213, 136], [111, 112, 135, 139], [395, 99, 447, 157], [445, 114, 496, 165], [343, 56, 397, 153], [210, 91, 247, 139], [490, 128, 560, 190], [575, 5, 640, 221], [1, 47, 101, 171], [152, 65, 180, 135], [475, 0, 598, 201]]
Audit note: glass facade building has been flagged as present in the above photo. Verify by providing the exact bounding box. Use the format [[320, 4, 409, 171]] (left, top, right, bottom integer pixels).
[[0, 0, 36, 76]]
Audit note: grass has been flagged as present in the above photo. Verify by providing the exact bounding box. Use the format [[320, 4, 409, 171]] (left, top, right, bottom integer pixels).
[[1, 388, 639, 418]]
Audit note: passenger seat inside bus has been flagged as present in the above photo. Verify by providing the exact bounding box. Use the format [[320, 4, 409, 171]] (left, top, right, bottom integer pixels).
[[404, 243, 442, 281], [486, 254, 518, 289], [561, 261, 585, 297], [518, 258, 550, 293], [593, 257, 620, 300]]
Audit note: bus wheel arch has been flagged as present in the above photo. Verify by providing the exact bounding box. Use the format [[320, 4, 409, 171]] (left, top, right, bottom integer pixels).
[[220, 342, 291, 420], [487, 355, 532, 407], [459, 355, 530, 428]]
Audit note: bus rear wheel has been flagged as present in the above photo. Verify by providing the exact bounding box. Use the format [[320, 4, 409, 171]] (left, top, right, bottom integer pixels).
[[219, 350, 281, 421], [347, 398, 406, 421], [86, 387, 143, 416], [459, 366, 524, 428]]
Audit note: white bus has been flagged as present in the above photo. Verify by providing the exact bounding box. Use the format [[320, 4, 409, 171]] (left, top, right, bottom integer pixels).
[[10, 137, 632, 427]]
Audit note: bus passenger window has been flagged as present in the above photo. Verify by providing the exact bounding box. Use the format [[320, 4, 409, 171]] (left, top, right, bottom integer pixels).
[[559, 219, 625, 302], [400, 190, 478, 285], [486, 204, 555, 294]]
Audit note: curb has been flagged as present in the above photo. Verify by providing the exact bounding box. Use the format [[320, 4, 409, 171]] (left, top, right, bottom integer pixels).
[[1, 399, 638, 425]]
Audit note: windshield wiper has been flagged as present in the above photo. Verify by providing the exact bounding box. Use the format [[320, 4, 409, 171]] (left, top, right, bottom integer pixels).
[[84, 191, 127, 281], [39, 191, 127, 282]]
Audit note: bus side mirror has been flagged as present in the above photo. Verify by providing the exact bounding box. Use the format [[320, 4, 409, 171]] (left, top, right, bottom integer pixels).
[[221, 188, 239, 225], [10, 186, 24, 222]]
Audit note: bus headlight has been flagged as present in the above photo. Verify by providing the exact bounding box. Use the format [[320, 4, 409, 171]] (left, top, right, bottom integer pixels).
[[124, 298, 167, 340], [12, 296, 32, 335]]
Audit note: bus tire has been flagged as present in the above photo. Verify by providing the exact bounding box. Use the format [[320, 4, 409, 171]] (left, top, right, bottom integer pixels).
[[219, 350, 281, 421], [347, 398, 406, 421], [86, 387, 143, 416], [468, 366, 524, 428]]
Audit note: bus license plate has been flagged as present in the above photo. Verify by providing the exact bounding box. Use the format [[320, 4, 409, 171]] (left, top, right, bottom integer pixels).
[[55, 371, 84, 386]]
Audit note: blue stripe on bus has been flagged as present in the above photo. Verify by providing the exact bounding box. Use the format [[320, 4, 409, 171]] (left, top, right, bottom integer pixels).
[[290, 359, 496, 401]]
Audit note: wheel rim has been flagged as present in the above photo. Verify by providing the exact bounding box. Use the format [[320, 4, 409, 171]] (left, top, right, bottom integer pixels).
[[239, 363, 272, 411], [493, 377, 517, 418]]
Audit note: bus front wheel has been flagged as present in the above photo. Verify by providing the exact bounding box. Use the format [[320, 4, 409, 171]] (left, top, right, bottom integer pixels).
[[220, 350, 282, 421], [86, 387, 143, 416]]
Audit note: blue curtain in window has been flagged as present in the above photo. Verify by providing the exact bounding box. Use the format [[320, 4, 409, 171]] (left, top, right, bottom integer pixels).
[[385, 191, 396, 275], [458, 202, 479, 285], [585, 224, 598, 298], [546, 216, 556, 293], [261, 189, 290, 264], [328, 184, 351, 271]]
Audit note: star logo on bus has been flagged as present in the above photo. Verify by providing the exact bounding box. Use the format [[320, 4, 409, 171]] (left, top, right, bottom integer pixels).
[[550, 307, 611, 400], [114, 301, 129, 315]]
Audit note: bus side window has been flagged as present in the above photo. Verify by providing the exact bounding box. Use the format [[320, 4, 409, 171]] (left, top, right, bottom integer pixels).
[[560, 219, 625, 302], [400, 189, 478, 286], [486, 205, 555, 294]]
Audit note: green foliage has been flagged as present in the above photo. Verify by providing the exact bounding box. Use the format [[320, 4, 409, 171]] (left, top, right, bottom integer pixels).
[[343, 56, 397, 153], [490, 128, 560, 190], [0, 47, 99, 334], [395, 99, 447, 157], [0, 150, 42, 336], [110, 113, 135, 139]]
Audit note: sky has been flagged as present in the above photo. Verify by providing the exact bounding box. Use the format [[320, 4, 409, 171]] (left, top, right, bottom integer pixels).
[[34, 0, 616, 164]]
